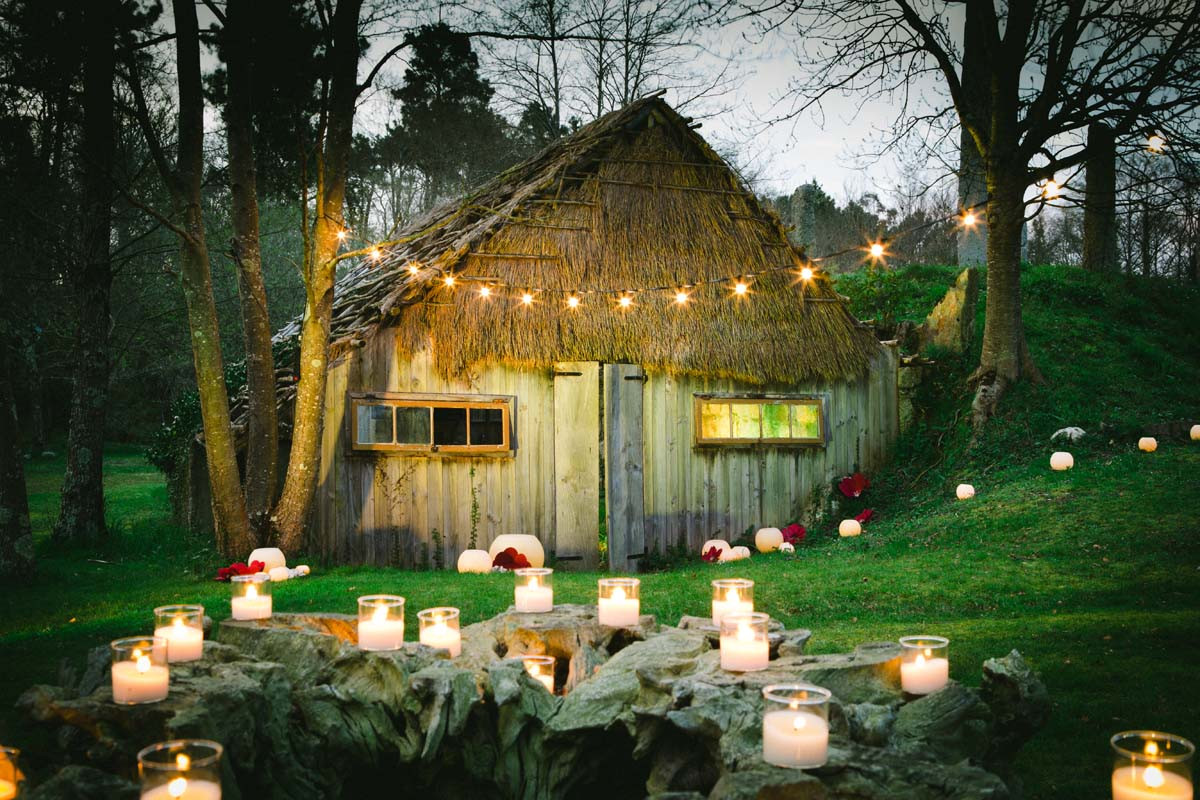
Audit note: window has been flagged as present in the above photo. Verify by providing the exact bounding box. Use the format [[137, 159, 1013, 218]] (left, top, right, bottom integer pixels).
[[351, 394, 512, 454], [694, 396, 824, 445]]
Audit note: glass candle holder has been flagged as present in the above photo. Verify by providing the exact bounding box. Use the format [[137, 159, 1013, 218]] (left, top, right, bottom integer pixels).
[[761, 684, 832, 768], [417, 607, 461, 657], [0, 746, 20, 800], [720, 611, 770, 672], [357, 595, 405, 651], [153, 604, 205, 663], [138, 739, 223, 799], [111, 636, 169, 705], [514, 568, 554, 613], [712, 578, 754, 626], [1111, 731, 1194, 800], [230, 574, 272, 621], [597, 578, 640, 627], [899, 635, 950, 695], [517, 655, 556, 693]]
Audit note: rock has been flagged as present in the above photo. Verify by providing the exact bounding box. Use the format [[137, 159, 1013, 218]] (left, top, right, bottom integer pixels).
[[268, 565, 290, 582], [16, 610, 1045, 799], [294, 564, 311, 576], [1051, 426, 1086, 442], [23, 765, 138, 800], [921, 267, 979, 353]]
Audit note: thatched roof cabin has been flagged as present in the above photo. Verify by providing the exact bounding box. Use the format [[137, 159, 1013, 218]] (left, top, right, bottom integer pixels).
[[197, 94, 898, 571]]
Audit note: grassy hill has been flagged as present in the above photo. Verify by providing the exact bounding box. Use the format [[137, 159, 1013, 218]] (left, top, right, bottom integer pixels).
[[1, 264, 1198, 799]]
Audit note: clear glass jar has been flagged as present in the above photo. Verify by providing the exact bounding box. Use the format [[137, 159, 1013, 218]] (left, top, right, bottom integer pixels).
[[110, 636, 169, 705], [597, 578, 640, 626], [357, 595, 405, 651], [719, 611, 770, 672], [138, 739, 223, 799], [514, 568, 554, 613], [153, 604, 204, 663], [711, 578, 754, 626], [517, 655, 556, 693], [417, 607, 461, 657], [761, 684, 832, 768], [1111, 731, 1194, 800], [898, 635, 949, 695], [229, 574, 272, 621]]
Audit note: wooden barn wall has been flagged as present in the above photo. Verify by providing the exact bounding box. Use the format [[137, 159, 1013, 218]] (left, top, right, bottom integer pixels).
[[310, 330, 557, 567], [640, 343, 899, 555]]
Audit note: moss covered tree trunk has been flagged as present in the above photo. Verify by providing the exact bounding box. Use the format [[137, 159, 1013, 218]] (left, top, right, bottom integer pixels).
[[225, 0, 276, 542], [272, 0, 363, 551], [1082, 122, 1119, 273], [54, 0, 115, 544], [0, 339, 34, 578]]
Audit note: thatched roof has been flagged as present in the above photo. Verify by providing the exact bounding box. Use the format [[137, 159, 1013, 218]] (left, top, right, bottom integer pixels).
[[278, 94, 879, 385]]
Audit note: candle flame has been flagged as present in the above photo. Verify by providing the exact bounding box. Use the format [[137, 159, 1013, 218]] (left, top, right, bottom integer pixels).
[[372, 604, 389, 623], [1143, 765, 1165, 788], [1145, 740, 1160, 757], [792, 714, 807, 731], [736, 622, 754, 642], [923, 647, 932, 658], [915, 653, 926, 666], [176, 753, 190, 771], [167, 777, 188, 798], [136, 655, 151, 673], [246, 584, 258, 600], [727, 588, 740, 604], [173, 616, 185, 629], [612, 587, 626, 602], [530, 576, 540, 590]]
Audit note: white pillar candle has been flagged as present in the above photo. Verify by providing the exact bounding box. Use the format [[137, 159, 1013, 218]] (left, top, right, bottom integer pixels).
[[1050, 451, 1074, 471], [956, 483, 975, 500], [598, 586, 640, 627], [155, 618, 204, 663], [712, 587, 753, 627], [230, 584, 272, 621], [419, 619, 461, 657], [1139, 437, 1158, 453], [1111, 766, 1192, 800], [112, 658, 169, 704], [140, 777, 222, 800], [514, 576, 553, 612], [358, 604, 405, 651], [1190, 424, 1199, 441], [720, 618, 769, 672], [762, 710, 830, 768], [900, 652, 950, 694]]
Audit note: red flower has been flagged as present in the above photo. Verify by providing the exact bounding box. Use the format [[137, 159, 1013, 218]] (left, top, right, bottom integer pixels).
[[838, 472, 870, 498], [492, 547, 531, 570], [782, 523, 806, 545], [702, 546, 723, 563], [214, 560, 266, 582], [855, 509, 875, 525]]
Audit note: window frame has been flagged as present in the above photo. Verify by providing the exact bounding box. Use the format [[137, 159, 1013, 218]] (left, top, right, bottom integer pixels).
[[692, 394, 826, 447], [349, 392, 513, 455]]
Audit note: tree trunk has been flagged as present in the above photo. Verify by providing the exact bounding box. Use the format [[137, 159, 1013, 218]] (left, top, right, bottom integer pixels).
[[0, 342, 35, 578], [1140, 211, 1153, 276], [170, 0, 253, 558], [54, 0, 116, 544], [1082, 122, 1118, 273], [956, 7, 989, 267], [971, 168, 1040, 426], [272, 0, 363, 552], [225, 0, 276, 543]]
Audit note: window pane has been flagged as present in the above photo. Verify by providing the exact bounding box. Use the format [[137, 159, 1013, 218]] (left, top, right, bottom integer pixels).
[[356, 404, 393, 444], [433, 406, 468, 446], [791, 403, 821, 440], [731, 403, 761, 439], [761, 404, 791, 438], [700, 402, 730, 440], [395, 406, 431, 445], [470, 407, 505, 445]]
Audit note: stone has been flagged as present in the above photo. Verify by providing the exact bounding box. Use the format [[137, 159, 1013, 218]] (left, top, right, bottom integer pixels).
[[921, 267, 979, 353], [268, 565, 290, 582], [1051, 426, 1086, 442], [17, 609, 1045, 800]]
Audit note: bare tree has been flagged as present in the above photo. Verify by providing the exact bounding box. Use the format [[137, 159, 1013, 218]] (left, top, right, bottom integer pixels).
[[756, 0, 1200, 424]]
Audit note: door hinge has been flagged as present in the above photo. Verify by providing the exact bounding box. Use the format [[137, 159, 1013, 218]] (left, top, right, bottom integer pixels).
[[623, 374, 647, 382]]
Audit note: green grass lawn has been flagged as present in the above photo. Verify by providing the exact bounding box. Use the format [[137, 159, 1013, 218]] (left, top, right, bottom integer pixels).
[[2, 265, 1199, 798]]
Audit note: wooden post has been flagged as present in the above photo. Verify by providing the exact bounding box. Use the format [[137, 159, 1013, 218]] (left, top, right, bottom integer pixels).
[[604, 364, 646, 572]]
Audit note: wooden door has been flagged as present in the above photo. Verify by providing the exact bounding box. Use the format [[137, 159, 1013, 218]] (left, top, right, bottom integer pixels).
[[604, 364, 646, 572], [553, 362, 600, 569]]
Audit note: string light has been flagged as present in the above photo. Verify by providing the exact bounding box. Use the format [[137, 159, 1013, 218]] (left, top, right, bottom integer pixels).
[[868, 242, 885, 259], [369, 247, 382, 261], [1042, 180, 1061, 200], [732, 280, 749, 296], [408, 264, 420, 276], [1147, 133, 1166, 153], [520, 292, 535, 306], [336, 230, 347, 241], [961, 212, 977, 227], [617, 294, 634, 309], [674, 289, 690, 305], [799, 266, 814, 281], [479, 285, 492, 298], [443, 274, 456, 288], [566, 295, 581, 309]]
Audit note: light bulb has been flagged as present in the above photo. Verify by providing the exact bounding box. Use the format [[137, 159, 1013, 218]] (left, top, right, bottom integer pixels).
[[479, 285, 492, 298], [567, 296, 581, 309], [962, 212, 976, 227], [618, 295, 633, 308], [1147, 134, 1165, 153], [1042, 180, 1060, 199], [407, 264, 420, 276], [369, 247, 381, 261], [521, 292, 534, 306], [733, 281, 748, 296], [443, 275, 456, 288], [799, 266, 813, 281], [869, 242, 885, 258], [674, 290, 689, 305], [336, 230, 347, 241]]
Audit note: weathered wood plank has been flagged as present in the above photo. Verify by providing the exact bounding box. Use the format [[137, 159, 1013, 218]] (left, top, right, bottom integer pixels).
[[604, 363, 646, 572], [553, 361, 600, 569]]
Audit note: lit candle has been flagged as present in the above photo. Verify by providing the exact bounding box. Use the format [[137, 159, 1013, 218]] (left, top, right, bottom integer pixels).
[[711, 579, 754, 626], [762, 709, 830, 768], [899, 636, 950, 695], [357, 596, 405, 652], [1111, 732, 1194, 800], [0, 747, 16, 800], [230, 576, 272, 621], [514, 569, 554, 613], [1111, 766, 1192, 800], [138, 741, 223, 800], [0, 781, 13, 800], [417, 607, 461, 657], [1050, 451, 1074, 471], [720, 612, 769, 672], [154, 605, 205, 663], [140, 777, 222, 799], [520, 655, 555, 693], [1139, 437, 1158, 453], [111, 638, 169, 705], [956, 483, 975, 500], [597, 578, 640, 627]]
